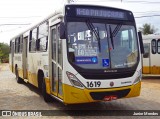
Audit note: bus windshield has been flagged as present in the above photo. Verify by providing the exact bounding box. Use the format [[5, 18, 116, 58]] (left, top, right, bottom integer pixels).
[[67, 22, 138, 69]]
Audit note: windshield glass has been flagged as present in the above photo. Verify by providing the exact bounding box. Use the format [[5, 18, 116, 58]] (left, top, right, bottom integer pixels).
[[67, 22, 138, 69]]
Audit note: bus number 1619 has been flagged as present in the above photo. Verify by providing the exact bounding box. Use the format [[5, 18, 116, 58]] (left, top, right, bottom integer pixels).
[[86, 81, 101, 88]]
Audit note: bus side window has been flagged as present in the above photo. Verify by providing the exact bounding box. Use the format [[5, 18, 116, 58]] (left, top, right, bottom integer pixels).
[[19, 36, 23, 53], [29, 28, 37, 52], [151, 39, 157, 54], [18, 37, 20, 53], [37, 22, 48, 52], [143, 43, 150, 58], [18, 36, 23, 53], [157, 39, 160, 54], [10, 41, 12, 53], [15, 37, 19, 53]]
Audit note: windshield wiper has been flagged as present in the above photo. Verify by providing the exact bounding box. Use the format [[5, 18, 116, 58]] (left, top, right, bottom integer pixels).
[[112, 24, 122, 37], [86, 20, 101, 52], [109, 24, 122, 49]]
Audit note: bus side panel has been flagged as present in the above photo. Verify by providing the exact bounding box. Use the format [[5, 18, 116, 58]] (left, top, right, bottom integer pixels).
[[27, 52, 49, 88], [142, 40, 151, 74], [27, 52, 39, 87], [150, 52, 160, 74], [14, 54, 23, 78]]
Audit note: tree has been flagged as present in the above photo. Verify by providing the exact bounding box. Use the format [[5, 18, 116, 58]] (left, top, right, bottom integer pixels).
[[0, 43, 10, 63], [139, 23, 158, 35]]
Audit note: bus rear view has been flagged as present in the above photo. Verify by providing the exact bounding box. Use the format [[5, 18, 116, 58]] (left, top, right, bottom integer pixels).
[[61, 4, 142, 104]]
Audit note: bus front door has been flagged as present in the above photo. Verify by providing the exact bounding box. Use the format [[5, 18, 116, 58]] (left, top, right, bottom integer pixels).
[[23, 36, 28, 79], [50, 25, 63, 99]]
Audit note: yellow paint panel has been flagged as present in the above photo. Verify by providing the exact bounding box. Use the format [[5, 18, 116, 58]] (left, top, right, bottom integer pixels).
[[17, 68, 28, 79], [125, 82, 141, 98], [143, 66, 150, 74], [45, 78, 51, 94], [151, 66, 160, 74], [26, 71, 28, 79], [63, 82, 141, 104], [143, 66, 160, 74], [28, 71, 38, 87], [18, 68, 23, 79], [63, 84, 90, 104]]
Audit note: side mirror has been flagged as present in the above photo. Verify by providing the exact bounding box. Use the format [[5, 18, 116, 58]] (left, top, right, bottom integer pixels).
[[138, 32, 144, 54], [60, 22, 66, 39]]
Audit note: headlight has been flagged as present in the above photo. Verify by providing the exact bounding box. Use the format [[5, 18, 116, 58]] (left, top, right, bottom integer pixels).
[[66, 71, 84, 89]]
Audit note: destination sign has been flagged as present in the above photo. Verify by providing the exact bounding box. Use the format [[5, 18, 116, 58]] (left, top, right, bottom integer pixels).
[[65, 5, 134, 21], [76, 8, 126, 19]]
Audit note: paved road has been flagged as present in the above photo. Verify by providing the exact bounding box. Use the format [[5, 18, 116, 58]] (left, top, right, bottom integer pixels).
[[0, 64, 160, 119]]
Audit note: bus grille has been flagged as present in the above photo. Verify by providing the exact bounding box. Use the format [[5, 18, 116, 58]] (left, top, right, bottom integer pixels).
[[90, 89, 130, 100]]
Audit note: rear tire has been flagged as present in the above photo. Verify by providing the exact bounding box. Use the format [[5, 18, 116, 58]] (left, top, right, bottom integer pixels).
[[15, 67, 23, 83], [42, 79, 52, 102]]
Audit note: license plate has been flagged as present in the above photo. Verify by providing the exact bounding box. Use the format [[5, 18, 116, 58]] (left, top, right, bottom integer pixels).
[[103, 95, 117, 101]]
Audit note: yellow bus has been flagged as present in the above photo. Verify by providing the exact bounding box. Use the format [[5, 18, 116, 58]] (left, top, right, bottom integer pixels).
[[9, 3, 144, 104], [142, 34, 160, 75]]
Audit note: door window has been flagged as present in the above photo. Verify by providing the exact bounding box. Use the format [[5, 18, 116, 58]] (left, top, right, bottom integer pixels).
[[143, 43, 150, 58], [151, 39, 157, 54], [157, 39, 160, 54]]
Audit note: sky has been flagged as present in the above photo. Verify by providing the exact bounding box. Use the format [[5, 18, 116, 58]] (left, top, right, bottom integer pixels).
[[0, 0, 160, 44]]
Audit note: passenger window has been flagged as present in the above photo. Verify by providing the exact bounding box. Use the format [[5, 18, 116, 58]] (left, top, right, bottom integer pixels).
[[157, 39, 160, 54], [15, 37, 20, 53], [37, 22, 48, 51], [151, 39, 156, 54], [10, 41, 12, 53], [19, 36, 23, 53], [29, 28, 37, 52], [143, 43, 150, 58], [14, 40, 17, 53], [52, 29, 57, 61]]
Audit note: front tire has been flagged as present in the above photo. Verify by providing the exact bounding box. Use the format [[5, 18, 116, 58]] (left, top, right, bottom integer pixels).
[[42, 79, 51, 102]]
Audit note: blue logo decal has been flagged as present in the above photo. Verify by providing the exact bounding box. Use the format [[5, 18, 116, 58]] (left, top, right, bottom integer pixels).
[[91, 57, 97, 63], [102, 59, 109, 67], [75, 57, 98, 64]]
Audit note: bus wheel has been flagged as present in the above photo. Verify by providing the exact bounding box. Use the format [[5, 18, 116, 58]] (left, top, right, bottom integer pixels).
[[42, 79, 52, 102], [15, 67, 23, 83]]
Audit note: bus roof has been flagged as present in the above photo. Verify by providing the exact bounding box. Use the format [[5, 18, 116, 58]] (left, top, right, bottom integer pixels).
[[10, 8, 63, 40], [10, 3, 132, 41], [69, 2, 131, 12], [142, 34, 160, 40]]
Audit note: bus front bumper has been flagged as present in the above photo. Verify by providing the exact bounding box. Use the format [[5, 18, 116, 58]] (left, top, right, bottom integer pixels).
[[63, 81, 141, 104]]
